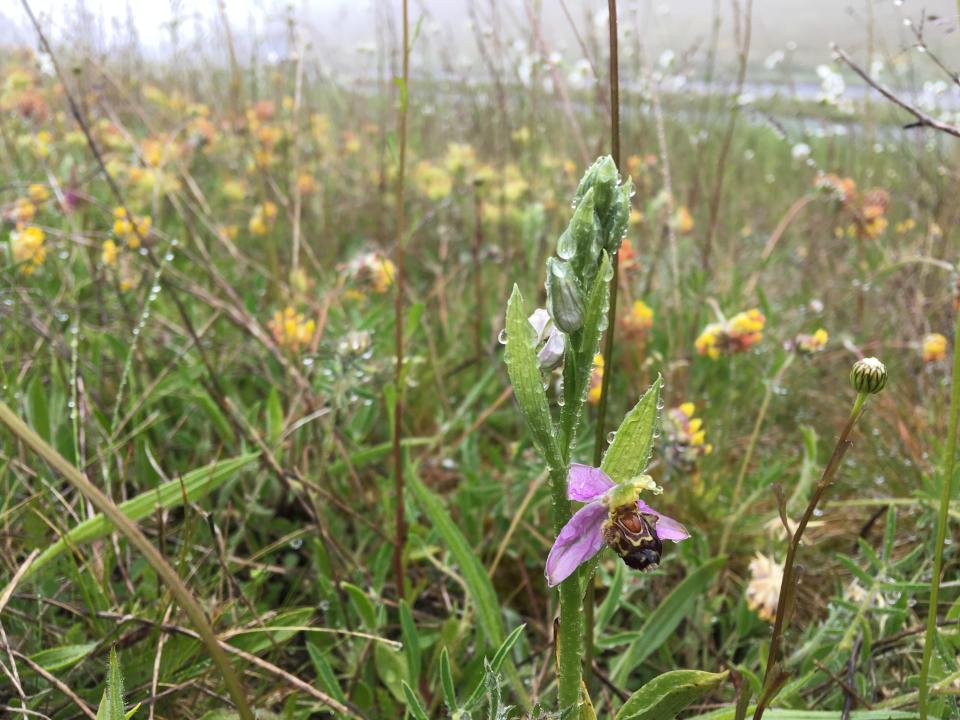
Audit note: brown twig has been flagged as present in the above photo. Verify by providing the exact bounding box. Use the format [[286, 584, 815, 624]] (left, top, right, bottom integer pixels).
[[832, 44, 960, 139]]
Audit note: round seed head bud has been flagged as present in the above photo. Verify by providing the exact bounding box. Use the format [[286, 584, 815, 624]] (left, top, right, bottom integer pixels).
[[850, 357, 887, 395]]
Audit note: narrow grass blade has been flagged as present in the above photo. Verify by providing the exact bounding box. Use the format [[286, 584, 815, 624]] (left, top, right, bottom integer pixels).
[[26, 453, 259, 579], [409, 474, 504, 647]]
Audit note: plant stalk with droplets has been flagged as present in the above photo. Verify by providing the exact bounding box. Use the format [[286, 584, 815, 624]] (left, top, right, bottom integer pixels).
[[503, 155, 634, 713]]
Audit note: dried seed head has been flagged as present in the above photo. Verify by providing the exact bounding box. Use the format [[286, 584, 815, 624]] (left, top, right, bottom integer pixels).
[[850, 357, 887, 395]]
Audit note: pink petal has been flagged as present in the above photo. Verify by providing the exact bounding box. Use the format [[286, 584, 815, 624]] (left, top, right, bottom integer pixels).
[[545, 501, 607, 587], [637, 499, 690, 542], [567, 464, 615, 501]]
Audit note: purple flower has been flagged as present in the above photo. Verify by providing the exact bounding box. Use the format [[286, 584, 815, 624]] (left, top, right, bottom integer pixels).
[[529, 308, 565, 370], [545, 464, 690, 587]]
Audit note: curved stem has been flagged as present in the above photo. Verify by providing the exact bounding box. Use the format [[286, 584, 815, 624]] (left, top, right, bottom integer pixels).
[[753, 392, 867, 720], [0, 401, 255, 720], [918, 307, 960, 718]]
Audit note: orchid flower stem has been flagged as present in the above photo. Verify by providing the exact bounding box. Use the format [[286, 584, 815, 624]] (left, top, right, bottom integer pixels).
[[753, 391, 867, 720], [918, 306, 960, 719], [549, 463, 584, 713]]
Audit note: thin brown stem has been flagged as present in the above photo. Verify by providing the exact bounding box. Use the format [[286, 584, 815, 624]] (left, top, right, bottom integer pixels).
[[703, 0, 753, 272], [586, 0, 622, 695], [753, 393, 867, 719], [393, 0, 410, 601]]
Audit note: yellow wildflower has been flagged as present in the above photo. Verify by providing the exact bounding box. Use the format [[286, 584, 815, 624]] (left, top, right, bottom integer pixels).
[[694, 322, 725, 360], [32, 130, 52, 159], [894, 218, 915, 235], [101, 239, 118, 266], [665, 401, 712, 475], [674, 206, 694, 234], [223, 180, 246, 202], [11, 225, 46, 275], [621, 299, 654, 339], [269, 306, 316, 351], [696, 309, 765, 359], [794, 328, 828, 354], [922, 333, 948, 363], [587, 354, 604, 405], [413, 160, 452, 200], [10, 197, 36, 224], [444, 142, 476, 175], [296, 173, 317, 195], [28, 184, 50, 204]]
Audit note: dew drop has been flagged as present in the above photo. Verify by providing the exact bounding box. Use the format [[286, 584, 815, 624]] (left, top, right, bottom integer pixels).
[[498, 328, 508, 344], [556, 228, 576, 260], [607, 431, 617, 443]]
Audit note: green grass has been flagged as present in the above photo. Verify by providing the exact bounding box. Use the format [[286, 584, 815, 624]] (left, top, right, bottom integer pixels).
[[0, 7, 958, 718]]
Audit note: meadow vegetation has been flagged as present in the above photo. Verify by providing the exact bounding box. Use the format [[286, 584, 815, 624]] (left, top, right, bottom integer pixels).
[[1, 1, 959, 718]]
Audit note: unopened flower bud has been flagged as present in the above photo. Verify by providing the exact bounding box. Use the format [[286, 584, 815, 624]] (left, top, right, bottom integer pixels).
[[850, 357, 887, 395], [568, 188, 600, 262], [546, 258, 584, 334], [591, 155, 619, 216], [603, 177, 634, 254]]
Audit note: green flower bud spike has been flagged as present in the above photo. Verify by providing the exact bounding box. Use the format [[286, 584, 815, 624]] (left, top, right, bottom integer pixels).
[[850, 357, 887, 395], [545, 258, 585, 334]]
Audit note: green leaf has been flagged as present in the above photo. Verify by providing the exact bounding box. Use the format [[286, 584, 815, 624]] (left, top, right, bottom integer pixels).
[[29, 642, 97, 673], [687, 710, 918, 720], [439, 646, 458, 713], [266, 386, 283, 445], [96, 648, 127, 720], [612, 557, 726, 684], [409, 473, 504, 648], [27, 375, 50, 442], [602, 375, 663, 483], [374, 642, 408, 703], [399, 599, 421, 684], [25, 453, 259, 579], [307, 642, 347, 705], [616, 669, 729, 720], [596, 562, 624, 633], [401, 681, 430, 720], [341, 582, 378, 630], [464, 623, 526, 708], [504, 285, 562, 470]]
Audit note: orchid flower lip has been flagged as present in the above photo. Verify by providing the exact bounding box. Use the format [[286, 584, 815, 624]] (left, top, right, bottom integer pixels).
[[544, 463, 690, 587]]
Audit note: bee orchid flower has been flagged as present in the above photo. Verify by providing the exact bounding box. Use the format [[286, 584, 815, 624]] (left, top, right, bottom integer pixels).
[[545, 464, 690, 587]]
